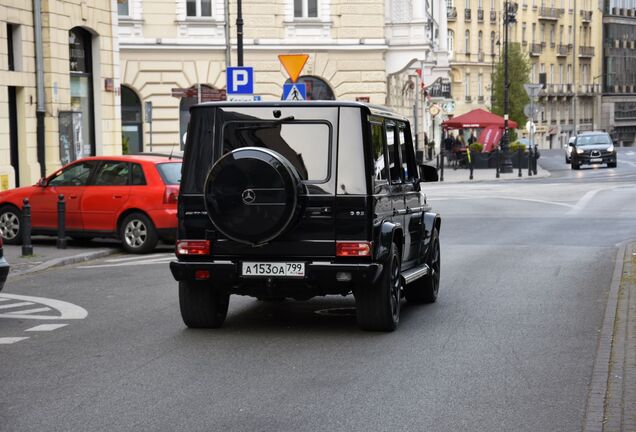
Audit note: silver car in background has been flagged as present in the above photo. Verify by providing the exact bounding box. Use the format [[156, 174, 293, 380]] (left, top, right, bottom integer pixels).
[[565, 136, 575, 164]]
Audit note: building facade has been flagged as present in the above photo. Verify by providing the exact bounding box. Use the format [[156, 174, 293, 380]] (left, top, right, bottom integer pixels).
[[117, 0, 449, 155], [447, 0, 603, 148], [601, 0, 636, 146], [1, 0, 122, 190]]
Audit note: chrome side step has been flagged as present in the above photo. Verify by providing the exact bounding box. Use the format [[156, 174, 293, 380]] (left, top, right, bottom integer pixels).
[[401, 264, 430, 285]]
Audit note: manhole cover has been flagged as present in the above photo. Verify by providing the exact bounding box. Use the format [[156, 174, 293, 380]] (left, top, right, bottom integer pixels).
[[314, 307, 356, 317]]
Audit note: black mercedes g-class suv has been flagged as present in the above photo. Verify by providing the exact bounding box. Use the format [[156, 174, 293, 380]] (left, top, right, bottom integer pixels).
[[170, 101, 441, 331]]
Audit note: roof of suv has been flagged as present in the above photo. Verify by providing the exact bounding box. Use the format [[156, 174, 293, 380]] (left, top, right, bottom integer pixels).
[[191, 100, 409, 122]]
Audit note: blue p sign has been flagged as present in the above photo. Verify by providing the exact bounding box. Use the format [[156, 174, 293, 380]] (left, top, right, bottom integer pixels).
[[227, 67, 254, 95]]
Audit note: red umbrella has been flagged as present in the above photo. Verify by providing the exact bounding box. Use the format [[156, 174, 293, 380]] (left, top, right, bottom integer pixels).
[[442, 108, 518, 130]]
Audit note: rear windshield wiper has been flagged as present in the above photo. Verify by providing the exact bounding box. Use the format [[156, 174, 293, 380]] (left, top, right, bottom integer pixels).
[[236, 116, 295, 131]]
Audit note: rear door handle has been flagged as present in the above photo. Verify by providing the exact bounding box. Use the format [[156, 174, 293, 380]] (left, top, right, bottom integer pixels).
[[68, 195, 78, 199], [113, 195, 123, 199]]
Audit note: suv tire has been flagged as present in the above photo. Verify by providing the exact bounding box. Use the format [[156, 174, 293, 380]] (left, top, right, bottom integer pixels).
[[355, 243, 401, 332], [0, 205, 22, 245], [204, 147, 304, 246], [179, 281, 230, 328], [119, 212, 159, 254], [405, 228, 440, 304]]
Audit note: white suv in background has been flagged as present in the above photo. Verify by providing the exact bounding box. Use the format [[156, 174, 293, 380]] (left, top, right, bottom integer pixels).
[[565, 136, 575, 164]]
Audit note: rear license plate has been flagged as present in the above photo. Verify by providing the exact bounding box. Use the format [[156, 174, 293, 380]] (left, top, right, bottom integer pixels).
[[591, 158, 602, 163], [241, 262, 305, 277]]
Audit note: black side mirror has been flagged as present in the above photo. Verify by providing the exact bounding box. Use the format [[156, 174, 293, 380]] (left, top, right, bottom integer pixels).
[[37, 178, 48, 187], [418, 164, 438, 182]]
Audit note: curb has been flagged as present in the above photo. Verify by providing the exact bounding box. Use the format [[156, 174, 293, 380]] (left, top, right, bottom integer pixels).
[[582, 240, 633, 431], [8, 248, 120, 279]]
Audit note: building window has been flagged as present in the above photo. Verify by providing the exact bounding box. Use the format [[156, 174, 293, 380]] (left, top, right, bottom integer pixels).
[[294, 0, 318, 18], [448, 30, 455, 55], [550, 24, 555, 44], [118, 0, 130, 16], [478, 74, 483, 97], [490, 31, 496, 54], [522, 22, 526, 43], [283, 76, 335, 100], [121, 86, 143, 154], [559, 64, 564, 84], [465, 30, 470, 53], [532, 23, 536, 42], [186, 0, 212, 17], [69, 27, 95, 158], [550, 64, 554, 83], [478, 31, 483, 52], [465, 73, 471, 98], [531, 63, 537, 82]]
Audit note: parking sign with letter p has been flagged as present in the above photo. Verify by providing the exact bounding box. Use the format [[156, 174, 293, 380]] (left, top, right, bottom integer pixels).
[[227, 67, 254, 95]]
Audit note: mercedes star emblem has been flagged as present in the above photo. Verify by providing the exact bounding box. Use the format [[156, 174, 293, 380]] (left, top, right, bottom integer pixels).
[[241, 189, 256, 204]]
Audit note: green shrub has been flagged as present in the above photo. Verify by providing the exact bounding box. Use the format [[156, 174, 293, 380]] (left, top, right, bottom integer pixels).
[[509, 142, 526, 153], [469, 143, 484, 153]]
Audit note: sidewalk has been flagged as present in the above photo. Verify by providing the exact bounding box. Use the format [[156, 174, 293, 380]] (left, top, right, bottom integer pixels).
[[434, 162, 551, 183], [583, 240, 636, 431], [3, 237, 120, 278]]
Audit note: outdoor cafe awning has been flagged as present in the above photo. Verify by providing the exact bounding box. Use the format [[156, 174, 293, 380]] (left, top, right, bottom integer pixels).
[[441, 108, 518, 130]]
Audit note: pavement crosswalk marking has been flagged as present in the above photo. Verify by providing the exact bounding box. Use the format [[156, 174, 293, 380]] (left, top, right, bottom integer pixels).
[[0, 293, 87, 320], [7, 307, 52, 315], [0, 337, 29, 344], [0, 301, 34, 310], [25, 324, 68, 332]]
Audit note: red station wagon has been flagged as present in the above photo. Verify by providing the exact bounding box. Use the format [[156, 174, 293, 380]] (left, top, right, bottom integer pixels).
[[0, 155, 181, 253]]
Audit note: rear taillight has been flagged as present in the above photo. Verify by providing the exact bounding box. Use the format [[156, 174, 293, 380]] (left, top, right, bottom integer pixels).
[[176, 240, 210, 256], [336, 241, 372, 257], [164, 185, 179, 204]]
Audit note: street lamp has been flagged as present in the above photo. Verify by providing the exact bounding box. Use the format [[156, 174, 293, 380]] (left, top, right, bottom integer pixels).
[[236, 0, 244, 66], [500, 0, 517, 173]]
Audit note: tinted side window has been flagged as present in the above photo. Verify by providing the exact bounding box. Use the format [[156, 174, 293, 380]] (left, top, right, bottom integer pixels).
[[94, 161, 130, 186], [156, 162, 182, 185], [398, 123, 417, 181], [386, 123, 402, 184], [49, 162, 96, 186], [370, 122, 387, 182], [131, 163, 146, 185]]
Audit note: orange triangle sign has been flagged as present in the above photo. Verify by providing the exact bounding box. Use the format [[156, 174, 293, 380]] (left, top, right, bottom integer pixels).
[[278, 54, 309, 83]]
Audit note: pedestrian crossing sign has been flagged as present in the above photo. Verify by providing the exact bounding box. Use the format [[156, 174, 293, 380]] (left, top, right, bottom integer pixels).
[[282, 83, 306, 101]]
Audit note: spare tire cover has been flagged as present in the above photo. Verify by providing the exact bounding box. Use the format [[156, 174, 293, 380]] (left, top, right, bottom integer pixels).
[[204, 147, 304, 245]]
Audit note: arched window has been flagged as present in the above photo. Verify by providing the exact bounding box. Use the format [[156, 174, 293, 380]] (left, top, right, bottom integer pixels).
[[465, 30, 471, 53], [120, 86, 142, 154], [448, 30, 454, 56], [490, 31, 496, 55], [69, 27, 95, 160], [478, 30, 483, 53], [283, 76, 335, 100]]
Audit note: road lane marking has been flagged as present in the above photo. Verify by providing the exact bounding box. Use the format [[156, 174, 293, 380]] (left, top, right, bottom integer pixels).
[[80, 254, 173, 269], [0, 301, 34, 310], [25, 324, 68, 332], [6, 307, 52, 315], [567, 188, 604, 215], [0, 337, 29, 344], [0, 293, 87, 320], [105, 253, 166, 263], [429, 195, 574, 209]]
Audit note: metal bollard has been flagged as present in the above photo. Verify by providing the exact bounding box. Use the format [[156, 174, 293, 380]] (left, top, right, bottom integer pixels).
[[518, 147, 523, 177], [57, 194, 67, 249], [533, 148, 538, 175], [440, 150, 445, 182], [468, 148, 474, 180], [528, 146, 533, 177], [496, 148, 500, 178], [21, 198, 33, 256]]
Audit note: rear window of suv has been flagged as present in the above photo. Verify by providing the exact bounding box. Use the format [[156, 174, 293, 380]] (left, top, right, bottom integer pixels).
[[222, 121, 331, 182], [157, 162, 182, 185]]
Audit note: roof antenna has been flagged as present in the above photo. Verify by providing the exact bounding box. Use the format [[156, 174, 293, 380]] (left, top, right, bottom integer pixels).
[[169, 144, 175, 160]]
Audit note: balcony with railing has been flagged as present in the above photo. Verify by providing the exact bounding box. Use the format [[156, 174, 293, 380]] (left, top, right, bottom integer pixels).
[[465, 95, 472, 102], [478, 51, 485, 62], [477, 95, 485, 103], [529, 43, 543, 56], [538, 7, 561, 20], [465, 8, 472, 21], [477, 8, 484, 21], [578, 83, 600, 95], [447, 6, 457, 21], [579, 46, 594, 57], [580, 10, 592, 23], [556, 44, 570, 57], [490, 10, 497, 22]]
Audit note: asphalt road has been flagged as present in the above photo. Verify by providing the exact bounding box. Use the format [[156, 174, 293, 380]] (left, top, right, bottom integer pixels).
[[2, 149, 636, 432]]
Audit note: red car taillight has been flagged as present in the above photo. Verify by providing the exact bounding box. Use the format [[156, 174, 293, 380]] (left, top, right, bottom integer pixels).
[[164, 185, 179, 204], [336, 241, 372, 257], [176, 240, 210, 256]]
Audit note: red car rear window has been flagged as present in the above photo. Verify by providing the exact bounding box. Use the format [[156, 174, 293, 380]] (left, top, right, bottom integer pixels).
[[156, 162, 182, 185]]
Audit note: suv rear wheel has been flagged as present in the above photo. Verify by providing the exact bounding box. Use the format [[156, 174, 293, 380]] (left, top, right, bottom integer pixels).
[[405, 228, 440, 304], [355, 243, 401, 332], [179, 281, 230, 328]]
